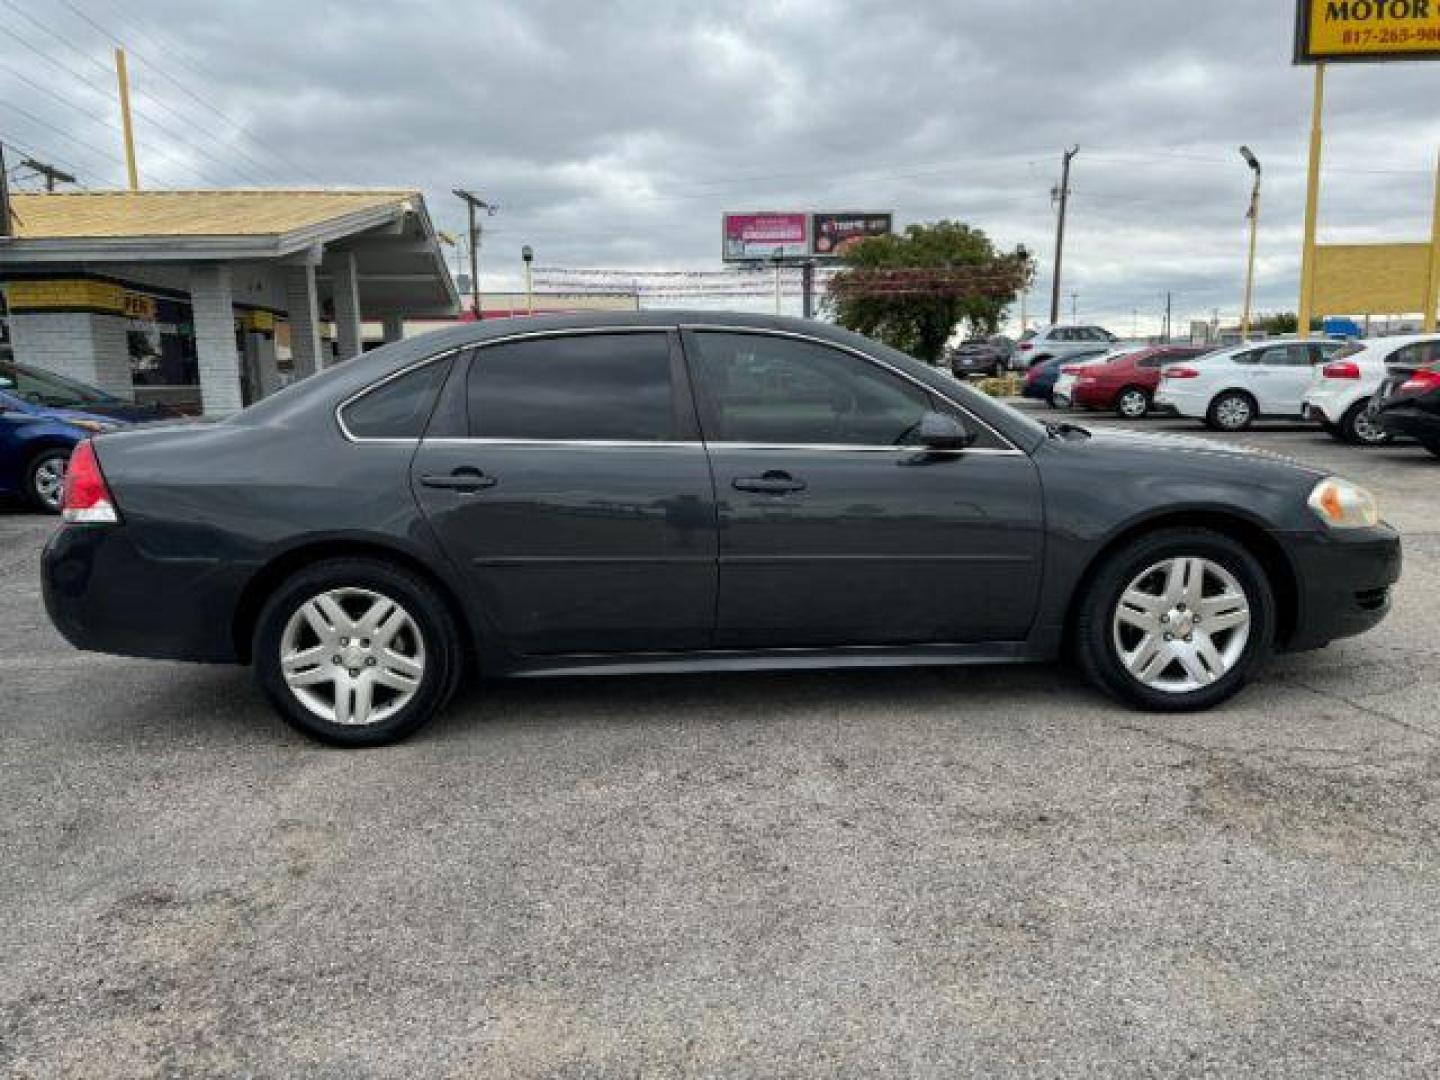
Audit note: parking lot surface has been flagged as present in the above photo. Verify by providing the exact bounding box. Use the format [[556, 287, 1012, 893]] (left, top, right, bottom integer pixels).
[[4, 413, 1440, 1077]]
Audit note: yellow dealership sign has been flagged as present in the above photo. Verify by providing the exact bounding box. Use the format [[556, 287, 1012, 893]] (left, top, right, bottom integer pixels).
[[1296, 0, 1440, 63], [1311, 243, 1436, 312]]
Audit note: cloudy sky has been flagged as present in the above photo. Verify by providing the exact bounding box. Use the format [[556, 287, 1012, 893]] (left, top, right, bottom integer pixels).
[[3, 0, 1439, 334]]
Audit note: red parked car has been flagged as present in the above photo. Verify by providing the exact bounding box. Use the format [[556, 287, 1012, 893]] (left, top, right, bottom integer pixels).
[[1070, 344, 1213, 419]]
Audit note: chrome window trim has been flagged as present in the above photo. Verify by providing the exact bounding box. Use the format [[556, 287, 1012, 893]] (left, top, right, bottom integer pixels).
[[678, 323, 1021, 453], [417, 437, 1020, 456], [335, 347, 463, 444]]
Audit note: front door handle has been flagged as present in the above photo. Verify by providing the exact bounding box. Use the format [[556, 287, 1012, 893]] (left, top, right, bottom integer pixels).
[[420, 467, 497, 492], [733, 470, 806, 495]]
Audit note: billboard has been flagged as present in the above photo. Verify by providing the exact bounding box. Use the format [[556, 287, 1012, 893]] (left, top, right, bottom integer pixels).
[[722, 212, 808, 262], [1295, 0, 1440, 63], [811, 212, 893, 257]]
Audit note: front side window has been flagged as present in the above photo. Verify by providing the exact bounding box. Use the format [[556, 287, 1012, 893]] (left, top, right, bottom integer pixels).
[[688, 332, 935, 447], [467, 332, 675, 441], [341, 356, 452, 439]]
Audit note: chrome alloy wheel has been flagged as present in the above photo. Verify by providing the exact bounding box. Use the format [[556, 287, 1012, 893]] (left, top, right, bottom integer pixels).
[[1351, 407, 1389, 445], [1111, 557, 1251, 693], [1214, 395, 1252, 430], [33, 456, 67, 511], [279, 587, 426, 726], [1117, 389, 1148, 418]]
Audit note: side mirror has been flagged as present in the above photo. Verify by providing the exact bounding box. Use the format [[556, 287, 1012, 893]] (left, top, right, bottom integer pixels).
[[918, 410, 975, 450]]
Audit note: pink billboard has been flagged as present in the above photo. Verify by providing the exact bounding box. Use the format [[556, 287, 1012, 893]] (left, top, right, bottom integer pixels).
[[722, 212, 809, 262]]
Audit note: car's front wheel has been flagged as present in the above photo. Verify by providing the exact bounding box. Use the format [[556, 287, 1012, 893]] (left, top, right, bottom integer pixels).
[[253, 558, 464, 746], [1340, 399, 1392, 446], [1076, 528, 1275, 712], [26, 448, 70, 513], [1115, 387, 1150, 420], [1424, 439, 1440, 459], [1206, 391, 1256, 432]]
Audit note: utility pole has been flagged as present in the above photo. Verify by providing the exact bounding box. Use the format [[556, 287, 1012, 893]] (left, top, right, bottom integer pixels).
[[1163, 292, 1173, 343], [1069, 291, 1079, 323], [114, 48, 139, 190], [0, 143, 12, 239], [1049, 145, 1079, 325], [801, 260, 815, 319], [452, 190, 496, 319], [19, 157, 76, 192]]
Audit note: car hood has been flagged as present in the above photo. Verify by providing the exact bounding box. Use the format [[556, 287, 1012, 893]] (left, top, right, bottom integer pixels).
[[45, 402, 176, 426], [1071, 426, 1327, 478]]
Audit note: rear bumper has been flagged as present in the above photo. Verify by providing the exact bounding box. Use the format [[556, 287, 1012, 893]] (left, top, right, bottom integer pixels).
[[1071, 383, 1116, 408], [1152, 387, 1206, 418], [42, 524, 246, 663], [1376, 404, 1440, 444], [1280, 524, 1402, 652]]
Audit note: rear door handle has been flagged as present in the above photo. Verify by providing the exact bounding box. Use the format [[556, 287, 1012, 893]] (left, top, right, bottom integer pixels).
[[733, 471, 806, 495], [420, 468, 497, 492]]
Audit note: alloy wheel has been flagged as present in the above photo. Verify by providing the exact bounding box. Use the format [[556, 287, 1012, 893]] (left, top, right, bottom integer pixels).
[[1213, 395, 1252, 430], [279, 587, 427, 726], [1117, 389, 1148, 419], [32, 455, 67, 511], [1111, 557, 1251, 693], [1349, 407, 1389, 445]]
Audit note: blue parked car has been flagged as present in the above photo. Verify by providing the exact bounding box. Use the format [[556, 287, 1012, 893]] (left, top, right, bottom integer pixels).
[[0, 361, 175, 512], [1021, 348, 1109, 406]]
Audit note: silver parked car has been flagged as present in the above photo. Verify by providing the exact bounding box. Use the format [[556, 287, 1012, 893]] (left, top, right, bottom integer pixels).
[[1015, 324, 1119, 368]]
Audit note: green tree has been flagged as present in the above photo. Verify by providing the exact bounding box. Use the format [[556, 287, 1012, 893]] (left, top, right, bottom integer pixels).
[[826, 220, 1033, 364]]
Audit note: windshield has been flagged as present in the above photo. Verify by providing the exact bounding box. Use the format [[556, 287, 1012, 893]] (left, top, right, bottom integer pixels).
[[0, 362, 120, 408]]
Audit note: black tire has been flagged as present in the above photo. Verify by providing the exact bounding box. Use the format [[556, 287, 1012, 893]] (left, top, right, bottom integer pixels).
[[1339, 399, 1392, 446], [1205, 390, 1257, 432], [1075, 527, 1275, 713], [1424, 439, 1440, 459], [25, 447, 70, 514], [1320, 419, 1345, 441], [1114, 386, 1150, 420], [252, 557, 464, 747]]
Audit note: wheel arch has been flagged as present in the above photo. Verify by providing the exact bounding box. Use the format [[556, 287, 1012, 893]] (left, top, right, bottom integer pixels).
[[1062, 508, 1299, 649], [231, 537, 479, 666]]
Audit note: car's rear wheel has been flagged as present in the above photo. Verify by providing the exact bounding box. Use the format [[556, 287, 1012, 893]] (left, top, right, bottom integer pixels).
[[1115, 387, 1150, 419], [1076, 528, 1274, 712], [26, 448, 70, 514], [1424, 439, 1440, 459], [253, 558, 463, 747], [1206, 391, 1256, 432], [1340, 399, 1392, 446]]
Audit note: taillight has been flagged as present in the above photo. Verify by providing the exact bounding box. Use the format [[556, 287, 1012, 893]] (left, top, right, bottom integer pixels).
[[62, 440, 120, 524], [1018, 342, 1033, 351], [1322, 361, 1361, 379], [1400, 367, 1440, 393], [1163, 366, 1200, 379]]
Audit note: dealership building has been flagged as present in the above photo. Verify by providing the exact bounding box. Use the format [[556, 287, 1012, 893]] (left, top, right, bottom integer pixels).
[[0, 189, 458, 414]]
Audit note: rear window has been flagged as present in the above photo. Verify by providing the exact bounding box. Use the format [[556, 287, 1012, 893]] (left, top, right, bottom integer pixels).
[[1333, 341, 1366, 360], [1018, 329, 1037, 342], [340, 358, 451, 439]]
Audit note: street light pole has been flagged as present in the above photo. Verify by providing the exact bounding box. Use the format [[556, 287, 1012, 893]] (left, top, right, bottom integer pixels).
[[521, 245, 534, 315], [1049, 145, 1079, 324], [1239, 145, 1263, 342]]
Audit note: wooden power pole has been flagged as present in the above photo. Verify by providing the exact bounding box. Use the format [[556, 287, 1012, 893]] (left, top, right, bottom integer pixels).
[[1049, 145, 1079, 325]]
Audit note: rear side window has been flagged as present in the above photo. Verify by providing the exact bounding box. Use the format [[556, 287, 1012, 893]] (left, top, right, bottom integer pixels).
[[467, 332, 675, 441], [341, 357, 451, 439]]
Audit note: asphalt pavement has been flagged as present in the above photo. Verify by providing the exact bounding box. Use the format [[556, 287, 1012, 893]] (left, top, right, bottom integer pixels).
[[3, 411, 1440, 1077]]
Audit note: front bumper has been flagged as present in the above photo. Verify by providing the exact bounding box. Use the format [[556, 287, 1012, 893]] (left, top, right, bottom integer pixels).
[[42, 524, 247, 663], [1280, 523, 1402, 652]]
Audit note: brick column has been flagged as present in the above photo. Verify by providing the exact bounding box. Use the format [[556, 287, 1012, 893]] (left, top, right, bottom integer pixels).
[[381, 315, 405, 343], [246, 331, 281, 400], [7, 311, 134, 400], [285, 264, 323, 378], [189, 265, 243, 416], [329, 250, 363, 362]]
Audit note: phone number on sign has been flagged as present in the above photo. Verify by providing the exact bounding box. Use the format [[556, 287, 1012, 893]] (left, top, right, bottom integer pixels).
[[1340, 26, 1440, 46]]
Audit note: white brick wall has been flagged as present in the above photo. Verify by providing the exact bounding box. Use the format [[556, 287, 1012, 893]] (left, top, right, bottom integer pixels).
[[189, 264, 243, 416], [284, 264, 322, 378], [328, 250, 363, 363], [7, 311, 134, 400]]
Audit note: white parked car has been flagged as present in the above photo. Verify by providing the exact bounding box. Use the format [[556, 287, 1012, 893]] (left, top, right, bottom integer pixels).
[[1302, 334, 1440, 445], [1014, 324, 1119, 368], [1154, 338, 1346, 432]]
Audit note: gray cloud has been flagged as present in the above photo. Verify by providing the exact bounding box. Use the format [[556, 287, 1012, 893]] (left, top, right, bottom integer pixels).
[[3, 0, 1439, 333]]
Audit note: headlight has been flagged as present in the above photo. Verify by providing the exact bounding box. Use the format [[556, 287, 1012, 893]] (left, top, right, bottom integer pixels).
[[67, 419, 117, 434], [1308, 477, 1379, 529]]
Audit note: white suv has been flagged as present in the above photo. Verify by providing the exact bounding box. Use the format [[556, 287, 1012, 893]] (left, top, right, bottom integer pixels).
[[1303, 334, 1440, 445], [1154, 339, 1345, 432], [1015, 325, 1119, 368]]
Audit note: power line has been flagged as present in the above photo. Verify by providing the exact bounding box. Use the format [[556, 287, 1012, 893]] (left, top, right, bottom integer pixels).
[[64, 0, 326, 185]]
